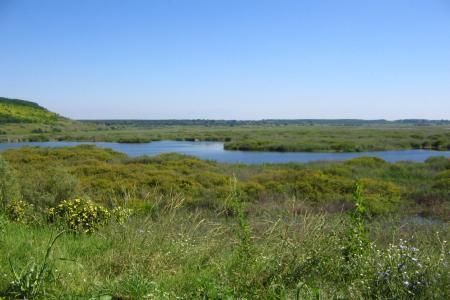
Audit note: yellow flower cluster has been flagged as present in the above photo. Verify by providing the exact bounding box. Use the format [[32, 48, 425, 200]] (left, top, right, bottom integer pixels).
[[6, 199, 32, 223], [111, 206, 133, 225], [48, 198, 111, 234]]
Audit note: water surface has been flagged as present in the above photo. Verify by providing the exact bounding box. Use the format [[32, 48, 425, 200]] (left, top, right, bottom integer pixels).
[[0, 141, 449, 164]]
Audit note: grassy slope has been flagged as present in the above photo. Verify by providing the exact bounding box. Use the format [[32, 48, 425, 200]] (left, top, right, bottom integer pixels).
[[0, 97, 92, 141], [0, 97, 64, 124]]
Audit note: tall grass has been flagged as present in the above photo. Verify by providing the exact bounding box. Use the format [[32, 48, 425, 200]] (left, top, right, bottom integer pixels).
[[1, 188, 448, 299]]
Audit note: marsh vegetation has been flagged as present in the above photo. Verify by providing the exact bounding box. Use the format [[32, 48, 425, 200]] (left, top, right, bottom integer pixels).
[[0, 146, 448, 299]]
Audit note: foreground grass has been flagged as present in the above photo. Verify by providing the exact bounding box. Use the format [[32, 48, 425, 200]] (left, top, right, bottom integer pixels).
[[1, 204, 448, 299]]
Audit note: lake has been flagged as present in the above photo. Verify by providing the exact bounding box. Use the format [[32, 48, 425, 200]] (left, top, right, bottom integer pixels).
[[0, 141, 449, 164]]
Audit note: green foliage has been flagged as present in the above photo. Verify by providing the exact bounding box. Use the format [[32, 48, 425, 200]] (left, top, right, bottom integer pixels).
[[345, 156, 388, 168], [359, 177, 402, 214], [0, 203, 448, 298], [19, 165, 80, 210], [371, 240, 439, 298], [3, 231, 65, 299], [0, 97, 62, 124], [345, 183, 369, 258], [433, 169, 450, 191], [47, 199, 111, 234], [425, 156, 450, 171], [5, 199, 34, 224], [247, 168, 354, 205], [111, 206, 133, 224], [0, 214, 6, 238], [2, 146, 449, 220], [0, 156, 21, 211], [230, 177, 252, 258]]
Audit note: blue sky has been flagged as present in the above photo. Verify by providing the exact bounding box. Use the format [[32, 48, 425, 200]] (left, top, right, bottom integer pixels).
[[1, 0, 449, 119]]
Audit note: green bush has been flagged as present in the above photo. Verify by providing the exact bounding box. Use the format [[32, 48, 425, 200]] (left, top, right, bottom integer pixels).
[[111, 206, 133, 224], [47, 198, 111, 234], [358, 178, 402, 214], [5, 199, 34, 223], [345, 156, 388, 168], [0, 156, 21, 211], [18, 165, 80, 209], [433, 170, 450, 192], [425, 156, 450, 171], [291, 171, 353, 202]]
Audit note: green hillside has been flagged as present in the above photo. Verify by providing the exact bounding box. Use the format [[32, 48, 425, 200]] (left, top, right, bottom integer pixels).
[[0, 97, 64, 124]]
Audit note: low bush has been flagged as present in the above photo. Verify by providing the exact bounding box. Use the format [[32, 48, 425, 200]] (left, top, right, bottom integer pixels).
[[47, 198, 111, 234], [111, 206, 133, 224], [433, 169, 450, 192], [5, 199, 34, 223], [358, 178, 402, 214], [0, 156, 21, 211], [17, 165, 80, 210]]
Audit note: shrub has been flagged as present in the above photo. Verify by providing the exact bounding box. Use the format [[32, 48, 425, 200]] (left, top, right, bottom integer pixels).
[[433, 170, 450, 192], [425, 156, 450, 171], [345, 156, 388, 168], [0, 156, 21, 211], [19, 165, 80, 209], [358, 178, 402, 214], [47, 198, 111, 234], [291, 171, 353, 202], [5, 199, 34, 223], [111, 206, 133, 224]]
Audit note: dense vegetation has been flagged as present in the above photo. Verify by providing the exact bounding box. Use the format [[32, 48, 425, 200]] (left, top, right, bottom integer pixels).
[[1, 97, 450, 152], [0, 97, 64, 125], [1, 145, 449, 218], [0, 97, 84, 142], [0, 146, 448, 298], [3, 122, 450, 152]]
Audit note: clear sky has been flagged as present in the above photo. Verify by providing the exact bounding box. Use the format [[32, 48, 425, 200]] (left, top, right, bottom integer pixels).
[[1, 0, 449, 120]]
